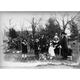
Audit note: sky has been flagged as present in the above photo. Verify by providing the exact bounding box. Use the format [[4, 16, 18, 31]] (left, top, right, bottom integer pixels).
[[0, 12, 51, 31], [0, 11, 79, 36]]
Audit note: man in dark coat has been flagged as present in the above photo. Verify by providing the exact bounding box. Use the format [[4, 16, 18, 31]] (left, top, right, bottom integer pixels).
[[34, 39, 40, 60], [39, 35, 47, 54], [56, 32, 72, 60]]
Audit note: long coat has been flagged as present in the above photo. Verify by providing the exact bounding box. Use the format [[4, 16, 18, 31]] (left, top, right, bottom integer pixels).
[[22, 42, 28, 54], [56, 36, 69, 58], [39, 37, 47, 53]]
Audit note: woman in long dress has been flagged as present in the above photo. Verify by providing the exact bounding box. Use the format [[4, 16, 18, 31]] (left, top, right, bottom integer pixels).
[[21, 39, 28, 60], [48, 42, 55, 59], [53, 33, 60, 56]]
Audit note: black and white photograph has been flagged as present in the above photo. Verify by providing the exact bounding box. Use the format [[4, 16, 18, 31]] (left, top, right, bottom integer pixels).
[[1, 11, 80, 68]]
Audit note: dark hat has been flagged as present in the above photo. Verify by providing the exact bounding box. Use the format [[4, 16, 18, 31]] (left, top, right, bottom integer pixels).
[[61, 32, 67, 35]]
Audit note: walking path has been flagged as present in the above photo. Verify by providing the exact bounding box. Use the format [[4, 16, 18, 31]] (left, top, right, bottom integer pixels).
[[1, 59, 80, 68]]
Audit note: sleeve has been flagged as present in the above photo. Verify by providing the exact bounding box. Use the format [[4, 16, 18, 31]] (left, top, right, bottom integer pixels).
[[56, 40, 62, 48]]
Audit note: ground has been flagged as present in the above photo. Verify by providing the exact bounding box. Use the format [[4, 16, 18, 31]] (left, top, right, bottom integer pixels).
[[2, 42, 80, 69], [2, 51, 80, 69]]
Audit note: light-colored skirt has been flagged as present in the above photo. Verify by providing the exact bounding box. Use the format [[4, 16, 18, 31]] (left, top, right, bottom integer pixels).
[[48, 46, 55, 57]]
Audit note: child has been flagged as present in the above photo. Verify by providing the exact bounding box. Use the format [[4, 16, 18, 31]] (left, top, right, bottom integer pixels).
[[48, 41, 55, 59]]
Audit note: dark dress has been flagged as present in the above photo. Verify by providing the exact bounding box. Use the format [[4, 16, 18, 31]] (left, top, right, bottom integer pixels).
[[22, 42, 28, 54], [53, 41, 59, 56]]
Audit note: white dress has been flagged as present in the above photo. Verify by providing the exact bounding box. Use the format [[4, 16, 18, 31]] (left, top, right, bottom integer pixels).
[[48, 45, 55, 57]]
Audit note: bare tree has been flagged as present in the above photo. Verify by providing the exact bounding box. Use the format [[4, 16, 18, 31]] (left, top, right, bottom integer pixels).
[[53, 12, 80, 40], [57, 12, 80, 31], [25, 17, 42, 39]]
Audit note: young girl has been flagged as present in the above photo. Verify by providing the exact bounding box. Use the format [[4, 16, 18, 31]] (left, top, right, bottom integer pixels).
[[48, 41, 55, 59]]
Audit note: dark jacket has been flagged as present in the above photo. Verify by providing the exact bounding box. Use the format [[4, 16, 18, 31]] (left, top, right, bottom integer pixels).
[[57, 36, 68, 49], [22, 42, 28, 53]]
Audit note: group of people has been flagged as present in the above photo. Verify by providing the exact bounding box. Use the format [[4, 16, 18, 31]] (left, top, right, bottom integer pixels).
[[21, 32, 73, 60]]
